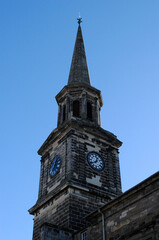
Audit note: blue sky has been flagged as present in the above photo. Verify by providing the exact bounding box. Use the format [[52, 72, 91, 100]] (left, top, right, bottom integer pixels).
[[0, 0, 159, 239]]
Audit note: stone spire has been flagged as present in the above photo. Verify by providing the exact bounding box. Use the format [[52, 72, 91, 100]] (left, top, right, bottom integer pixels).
[[68, 20, 91, 86]]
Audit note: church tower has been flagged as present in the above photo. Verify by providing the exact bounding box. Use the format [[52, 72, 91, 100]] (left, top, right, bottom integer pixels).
[[29, 18, 122, 240]]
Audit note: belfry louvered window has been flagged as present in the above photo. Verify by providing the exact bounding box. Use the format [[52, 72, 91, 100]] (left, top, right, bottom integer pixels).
[[73, 100, 80, 117], [63, 104, 66, 122], [87, 101, 92, 120]]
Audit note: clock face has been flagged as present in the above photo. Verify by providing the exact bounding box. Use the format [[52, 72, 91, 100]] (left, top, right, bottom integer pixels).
[[50, 156, 61, 176], [87, 152, 105, 171]]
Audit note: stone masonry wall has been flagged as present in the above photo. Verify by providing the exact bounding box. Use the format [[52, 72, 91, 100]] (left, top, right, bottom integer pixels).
[[32, 125, 122, 239], [33, 191, 70, 240], [68, 189, 106, 231], [38, 138, 68, 200], [32, 187, 107, 240], [74, 172, 159, 240], [40, 224, 73, 240], [70, 128, 122, 199]]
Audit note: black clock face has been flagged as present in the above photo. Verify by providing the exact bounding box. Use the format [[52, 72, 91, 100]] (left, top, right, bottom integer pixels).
[[50, 156, 61, 176], [87, 152, 105, 171]]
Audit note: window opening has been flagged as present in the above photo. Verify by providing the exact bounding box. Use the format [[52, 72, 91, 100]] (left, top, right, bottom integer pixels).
[[87, 102, 92, 120], [63, 105, 66, 122], [81, 231, 88, 240], [73, 100, 80, 117]]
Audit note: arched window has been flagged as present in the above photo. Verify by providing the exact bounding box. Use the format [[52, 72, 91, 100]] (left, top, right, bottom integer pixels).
[[63, 105, 66, 122], [73, 100, 80, 117], [87, 102, 92, 120]]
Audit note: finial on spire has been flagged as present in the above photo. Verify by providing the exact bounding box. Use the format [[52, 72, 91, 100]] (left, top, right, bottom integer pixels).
[[77, 13, 82, 25]]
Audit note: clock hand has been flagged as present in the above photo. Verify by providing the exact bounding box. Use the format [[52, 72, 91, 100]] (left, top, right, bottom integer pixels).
[[51, 159, 56, 170]]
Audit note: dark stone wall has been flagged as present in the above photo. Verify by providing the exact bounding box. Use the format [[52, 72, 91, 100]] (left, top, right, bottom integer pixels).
[[69, 128, 122, 199], [68, 191, 105, 231], [33, 192, 70, 240], [40, 224, 72, 240], [33, 188, 107, 240], [74, 172, 159, 240], [38, 138, 68, 200], [37, 126, 121, 207]]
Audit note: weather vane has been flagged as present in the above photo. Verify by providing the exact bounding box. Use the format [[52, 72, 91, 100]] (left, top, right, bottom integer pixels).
[[77, 13, 82, 25]]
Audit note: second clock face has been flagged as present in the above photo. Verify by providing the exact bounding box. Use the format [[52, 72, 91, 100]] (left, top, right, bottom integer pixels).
[[50, 156, 61, 176], [87, 152, 105, 171]]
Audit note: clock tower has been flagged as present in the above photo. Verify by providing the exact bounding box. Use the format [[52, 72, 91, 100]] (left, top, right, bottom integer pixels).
[[29, 19, 122, 240]]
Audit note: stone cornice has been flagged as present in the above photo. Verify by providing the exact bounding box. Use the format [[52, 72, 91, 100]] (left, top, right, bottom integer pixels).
[[37, 120, 122, 155], [55, 84, 103, 107]]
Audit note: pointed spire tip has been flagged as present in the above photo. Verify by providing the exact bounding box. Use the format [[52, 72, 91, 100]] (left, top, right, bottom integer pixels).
[[68, 17, 91, 86]]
